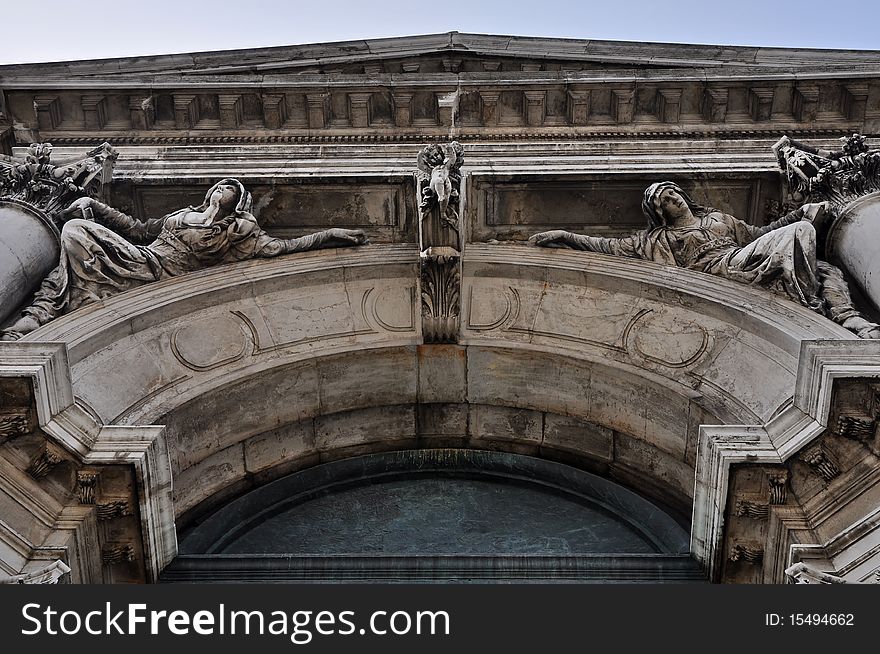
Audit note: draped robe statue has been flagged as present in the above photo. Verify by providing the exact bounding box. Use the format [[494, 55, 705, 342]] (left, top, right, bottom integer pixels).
[[530, 181, 879, 339], [2, 178, 367, 340]]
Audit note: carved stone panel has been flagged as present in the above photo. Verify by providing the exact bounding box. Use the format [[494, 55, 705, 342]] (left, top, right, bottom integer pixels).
[[470, 175, 778, 242], [114, 178, 417, 243]]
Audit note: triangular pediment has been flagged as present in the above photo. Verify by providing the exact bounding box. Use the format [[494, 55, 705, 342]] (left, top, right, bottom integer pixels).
[[2, 31, 878, 81]]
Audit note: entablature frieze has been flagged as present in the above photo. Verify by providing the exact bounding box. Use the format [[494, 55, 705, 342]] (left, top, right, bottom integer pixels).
[[2, 75, 877, 148]]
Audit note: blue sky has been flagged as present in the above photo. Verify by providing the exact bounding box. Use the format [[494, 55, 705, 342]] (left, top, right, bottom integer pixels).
[[1, 0, 878, 64]]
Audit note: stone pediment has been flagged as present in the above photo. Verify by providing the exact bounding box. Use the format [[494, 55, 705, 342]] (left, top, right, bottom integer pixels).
[[2, 32, 879, 81], [1, 32, 879, 149]]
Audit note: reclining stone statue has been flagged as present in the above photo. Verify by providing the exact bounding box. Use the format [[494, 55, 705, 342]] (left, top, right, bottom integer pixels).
[[1, 178, 367, 340], [529, 181, 879, 339]]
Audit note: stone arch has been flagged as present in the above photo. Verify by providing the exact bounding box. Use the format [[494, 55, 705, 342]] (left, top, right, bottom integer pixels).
[[23, 244, 851, 554]]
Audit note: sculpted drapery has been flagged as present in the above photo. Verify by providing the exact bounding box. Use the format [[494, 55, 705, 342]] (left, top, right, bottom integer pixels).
[[530, 181, 879, 338], [1, 178, 367, 340]]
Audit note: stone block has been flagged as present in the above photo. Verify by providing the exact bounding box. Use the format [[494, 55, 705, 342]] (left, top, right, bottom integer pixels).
[[468, 404, 543, 444], [317, 347, 418, 414], [175, 443, 246, 515], [315, 404, 416, 451], [418, 345, 467, 403], [243, 419, 317, 474], [542, 413, 613, 461]]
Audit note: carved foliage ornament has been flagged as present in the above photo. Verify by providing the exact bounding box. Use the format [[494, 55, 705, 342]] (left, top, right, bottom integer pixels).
[[768, 469, 789, 505], [729, 543, 764, 564], [0, 412, 29, 442], [801, 445, 840, 482], [27, 446, 63, 479], [77, 470, 99, 504], [421, 252, 461, 343], [775, 133, 880, 216], [102, 544, 135, 565], [0, 142, 117, 223]]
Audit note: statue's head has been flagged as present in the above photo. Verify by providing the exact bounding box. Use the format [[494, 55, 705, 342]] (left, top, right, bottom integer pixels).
[[199, 178, 252, 216], [642, 181, 702, 227]]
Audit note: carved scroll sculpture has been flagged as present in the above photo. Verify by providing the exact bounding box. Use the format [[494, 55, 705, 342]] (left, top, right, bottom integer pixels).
[[416, 142, 464, 343], [530, 180, 880, 339], [1, 178, 368, 340]]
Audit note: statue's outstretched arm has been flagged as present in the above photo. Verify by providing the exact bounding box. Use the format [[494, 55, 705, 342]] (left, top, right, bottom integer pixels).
[[256, 228, 368, 257], [529, 229, 638, 257], [741, 202, 828, 241], [62, 197, 163, 244]]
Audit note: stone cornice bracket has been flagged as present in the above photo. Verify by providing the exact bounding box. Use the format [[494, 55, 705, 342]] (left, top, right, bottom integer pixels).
[[768, 469, 789, 505], [0, 141, 118, 225], [800, 444, 840, 481], [416, 141, 464, 344], [729, 542, 764, 564]]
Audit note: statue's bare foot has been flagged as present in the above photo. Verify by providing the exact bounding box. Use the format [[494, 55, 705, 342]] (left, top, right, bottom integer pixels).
[[0, 315, 40, 341], [841, 315, 880, 339]]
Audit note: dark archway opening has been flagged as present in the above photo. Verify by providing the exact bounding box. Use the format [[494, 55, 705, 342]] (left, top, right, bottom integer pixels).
[[164, 449, 704, 582]]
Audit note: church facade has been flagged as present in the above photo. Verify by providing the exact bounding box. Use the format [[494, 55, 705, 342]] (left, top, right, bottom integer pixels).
[[1, 32, 880, 584]]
